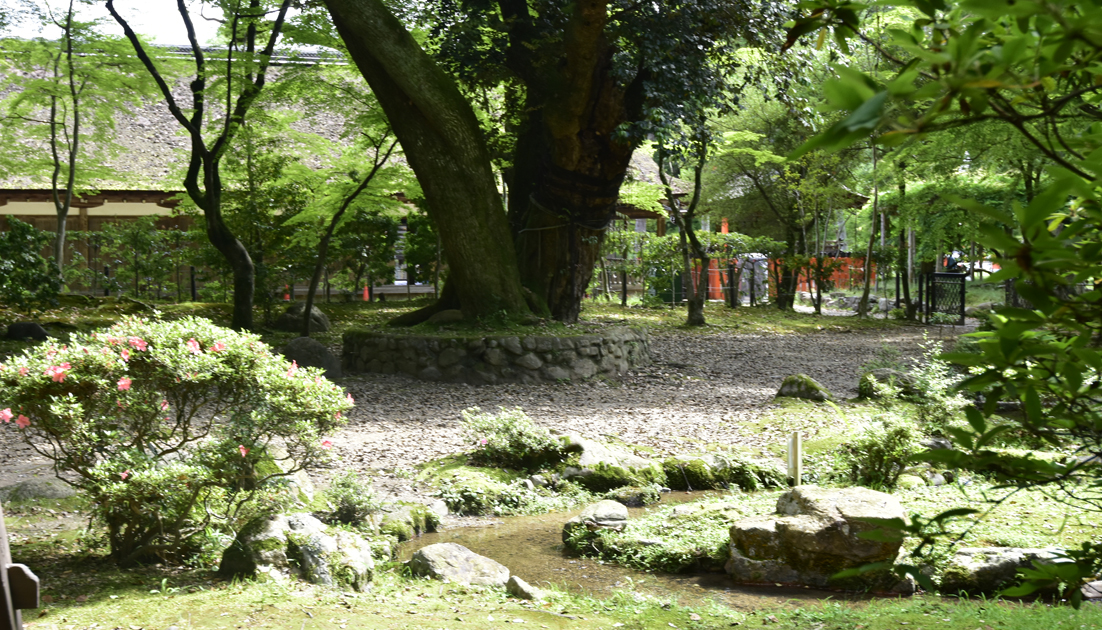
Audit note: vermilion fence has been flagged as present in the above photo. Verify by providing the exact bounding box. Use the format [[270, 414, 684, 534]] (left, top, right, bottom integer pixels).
[[684, 256, 877, 302]]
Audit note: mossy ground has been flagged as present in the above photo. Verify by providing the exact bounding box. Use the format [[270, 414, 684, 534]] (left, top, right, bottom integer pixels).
[[0, 295, 915, 364], [7, 497, 1102, 629]]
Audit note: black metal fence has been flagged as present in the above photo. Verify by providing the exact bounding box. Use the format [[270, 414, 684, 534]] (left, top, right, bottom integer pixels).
[[923, 272, 966, 325]]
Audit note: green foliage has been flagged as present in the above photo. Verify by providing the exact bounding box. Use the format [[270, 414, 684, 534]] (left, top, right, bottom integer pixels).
[[460, 406, 564, 473], [909, 335, 969, 432], [838, 416, 921, 490], [97, 217, 188, 301], [788, 0, 1102, 601], [0, 316, 351, 565], [403, 212, 442, 287], [325, 471, 380, 526], [0, 217, 60, 310]]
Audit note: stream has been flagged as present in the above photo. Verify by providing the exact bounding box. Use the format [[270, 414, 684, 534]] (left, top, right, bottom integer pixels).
[[402, 492, 868, 611]]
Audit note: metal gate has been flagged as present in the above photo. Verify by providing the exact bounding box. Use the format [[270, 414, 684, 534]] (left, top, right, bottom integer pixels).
[[924, 272, 966, 325]]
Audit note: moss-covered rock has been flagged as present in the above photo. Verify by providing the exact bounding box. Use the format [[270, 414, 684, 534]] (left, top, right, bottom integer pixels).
[[602, 485, 661, 507], [776, 373, 833, 402], [663, 458, 717, 491], [219, 513, 375, 591], [378, 503, 440, 542], [937, 547, 1060, 596]]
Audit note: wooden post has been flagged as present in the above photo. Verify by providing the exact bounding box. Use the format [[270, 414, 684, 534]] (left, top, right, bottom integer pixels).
[[787, 431, 802, 487], [1, 503, 40, 630]]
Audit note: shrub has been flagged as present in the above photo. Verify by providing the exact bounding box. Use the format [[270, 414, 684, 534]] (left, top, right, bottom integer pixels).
[[0, 217, 60, 310], [0, 316, 351, 566], [909, 335, 969, 431], [838, 416, 922, 490], [326, 471, 380, 526], [460, 406, 564, 472]]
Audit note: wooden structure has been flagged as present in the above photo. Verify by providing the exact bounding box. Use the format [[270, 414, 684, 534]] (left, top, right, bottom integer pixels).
[[1, 503, 40, 630]]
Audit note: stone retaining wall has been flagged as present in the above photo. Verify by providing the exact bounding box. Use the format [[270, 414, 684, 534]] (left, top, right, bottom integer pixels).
[[342, 327, 650, 385]]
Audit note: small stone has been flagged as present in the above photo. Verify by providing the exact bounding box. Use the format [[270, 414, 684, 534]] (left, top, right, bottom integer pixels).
[[506, 575, 545, 600], [429, 499, 449, 518], [516, 353, 543, 370]]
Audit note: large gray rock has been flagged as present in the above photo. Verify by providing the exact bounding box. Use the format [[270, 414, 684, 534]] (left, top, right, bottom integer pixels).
[[219, 512, 374, 591], [281, 336, 341, 379], [407, 542, 510, 586], [5, 322, 48, 341], [562, 500, 629, 545], [274, 302, 331, 333], [938, 547, 1060, 595], [726, 486, 911, 592], [0, 478, 77, 502], [776, 374, 833, 402]]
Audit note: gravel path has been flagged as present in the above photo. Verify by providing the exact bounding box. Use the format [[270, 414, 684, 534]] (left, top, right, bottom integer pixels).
[[334, 325, 937, 501], [1, 324, 941, 501]]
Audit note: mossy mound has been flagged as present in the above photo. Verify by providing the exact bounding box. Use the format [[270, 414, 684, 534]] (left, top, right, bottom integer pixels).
[[378, 503, 440, 541], [663, 458, 717, 491], [567, 460, 666, 492], [602, 485, 661, 507]]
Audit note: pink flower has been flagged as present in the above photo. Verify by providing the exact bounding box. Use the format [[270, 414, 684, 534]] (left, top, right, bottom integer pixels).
[[0, 408, 12, 423], [286, 360, 298, 378], [335, 411, 342, 419], [15, 415, 30, 429], [120, 348, 130, 361], [210, 341, 226, 353], [160, 400, 169, 411], [100, 347, 112, 356], [479, 438, 488, 446], [186, 338, 201, 354], [120, 470, 130, 480], [128, 337, 148, 351], [238, 445, 250, 458], [321, 439, 333, 450], [45, 363, 70, 382], [18, 367, 28, 377], [346, 393, 355, 404], [117, 377, 132, 391]]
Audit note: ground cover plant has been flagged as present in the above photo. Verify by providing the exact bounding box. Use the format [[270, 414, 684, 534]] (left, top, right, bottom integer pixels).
[[0, 316, 351, 566]]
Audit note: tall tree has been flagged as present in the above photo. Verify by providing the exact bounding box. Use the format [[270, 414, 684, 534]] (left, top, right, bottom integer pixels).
[[106, 0, 291, 330], [324, 0, 788, 323], [321, 0, 532, 322], [1, 1, 151, 280]]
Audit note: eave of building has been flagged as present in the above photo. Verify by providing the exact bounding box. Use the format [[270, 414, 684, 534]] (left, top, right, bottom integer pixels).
[[0, 189, 183, 216]]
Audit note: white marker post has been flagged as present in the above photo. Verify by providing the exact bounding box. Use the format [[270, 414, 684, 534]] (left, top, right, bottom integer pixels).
[[787, 431, 802, 486]]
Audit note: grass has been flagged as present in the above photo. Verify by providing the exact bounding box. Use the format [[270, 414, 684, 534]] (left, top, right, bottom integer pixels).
[[1, 293, 916, 362], [8, 491, 1102, 629]]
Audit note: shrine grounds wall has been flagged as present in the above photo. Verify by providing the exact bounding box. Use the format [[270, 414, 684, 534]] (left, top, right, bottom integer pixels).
[[342, 327, 650, 384]]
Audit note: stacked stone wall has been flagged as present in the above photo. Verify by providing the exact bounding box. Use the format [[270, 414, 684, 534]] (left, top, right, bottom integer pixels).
[[342, 327, 650, 385]]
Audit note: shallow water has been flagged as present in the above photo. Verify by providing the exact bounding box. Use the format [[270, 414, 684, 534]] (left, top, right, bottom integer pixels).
[[402, 492, 868, 611]]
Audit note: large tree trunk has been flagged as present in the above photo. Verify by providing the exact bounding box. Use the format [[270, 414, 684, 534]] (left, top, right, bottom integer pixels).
[[503, 0, 643, 322], [325, 0, 529, 322], [507, 104, 636, 321]]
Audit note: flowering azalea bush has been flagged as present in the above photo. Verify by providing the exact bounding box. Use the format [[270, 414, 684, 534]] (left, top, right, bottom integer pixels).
[[0, 316, 352, 566]]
